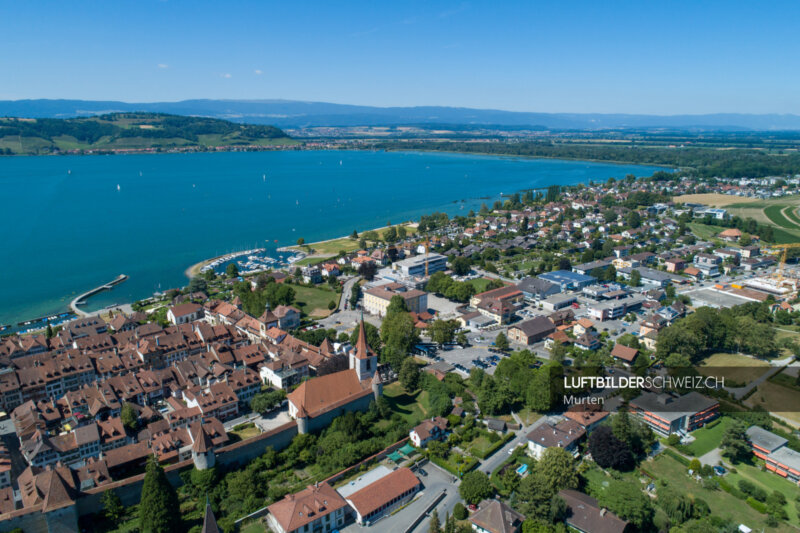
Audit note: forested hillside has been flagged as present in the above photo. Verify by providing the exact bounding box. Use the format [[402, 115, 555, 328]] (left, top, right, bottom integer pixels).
[[0, 112, 292, 154]]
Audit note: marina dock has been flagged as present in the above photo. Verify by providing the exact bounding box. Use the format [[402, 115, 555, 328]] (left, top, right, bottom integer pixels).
[[69, 274, 128, 317]]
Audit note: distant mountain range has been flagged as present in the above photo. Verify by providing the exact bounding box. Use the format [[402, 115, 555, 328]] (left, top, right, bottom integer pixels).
[[1, 99, 800, 130]]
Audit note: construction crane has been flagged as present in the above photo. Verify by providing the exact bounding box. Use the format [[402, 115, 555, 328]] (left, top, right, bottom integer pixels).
[[770, 243, 800, 281], [424, 237, 430, 277]]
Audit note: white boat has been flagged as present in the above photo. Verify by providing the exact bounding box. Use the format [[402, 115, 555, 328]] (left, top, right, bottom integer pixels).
[[116, 184, 121, 191]]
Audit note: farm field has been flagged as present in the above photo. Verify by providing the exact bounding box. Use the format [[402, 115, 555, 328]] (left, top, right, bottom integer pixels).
[[699, 352, 771, 384], [745, 380, 800, 426], [675, 193, 758, 207]]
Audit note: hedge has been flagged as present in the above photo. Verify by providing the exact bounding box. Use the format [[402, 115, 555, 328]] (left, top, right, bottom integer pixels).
[[663, 449, 690, 466], [718, 478, 746, 500], [429, 454, 478, 476], [705, 418, 721, 429], [746, 497, 768, 514], [471, 432, 515, 460]]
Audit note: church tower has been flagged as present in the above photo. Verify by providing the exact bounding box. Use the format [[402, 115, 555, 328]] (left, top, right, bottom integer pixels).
[[349, 317, 377, 381]]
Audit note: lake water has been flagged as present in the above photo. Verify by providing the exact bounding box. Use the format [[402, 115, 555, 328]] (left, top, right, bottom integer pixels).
[[0, 150, 665, 325]]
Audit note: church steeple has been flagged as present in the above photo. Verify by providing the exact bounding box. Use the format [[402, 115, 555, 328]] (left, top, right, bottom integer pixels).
[[353, 317, 375, 360], [350, 317, 377, 381]]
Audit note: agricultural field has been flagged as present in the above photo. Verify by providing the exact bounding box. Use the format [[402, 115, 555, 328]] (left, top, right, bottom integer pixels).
[[745, 380, 800, 426], [699, 352, 770, 385], [675, 193, 759, 207]]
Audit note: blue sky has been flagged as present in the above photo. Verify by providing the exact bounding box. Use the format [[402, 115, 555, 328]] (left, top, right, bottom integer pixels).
[[1, 1, 798, 114]]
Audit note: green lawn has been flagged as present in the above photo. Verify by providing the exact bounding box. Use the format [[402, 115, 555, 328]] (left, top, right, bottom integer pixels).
[[684, 417, 733, 457], [467, 277, 502, 293], [688, 222, 724, 241], [645, 454, 786, 532], [291, 284, 340, 317], [293, 255, 334, 266], [239, 521, 267, 533], [728, 461, 800, 527], [383, 382, 431, 425]]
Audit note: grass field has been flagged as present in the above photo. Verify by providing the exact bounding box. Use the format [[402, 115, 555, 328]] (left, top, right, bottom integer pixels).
[[684, 417, 734, 456], [699, 353, 770, 384], [745, 381, 800, 426], [291, 284, 340, 317], [645, 454, 787, 532], [727, 462, 800, 527], [290, 224, 417, 255], [239, 521, 267, 533], [230, 423, 261, 441], [675, 193, 758, 207], [293, 255, 334, 266], [467, 277, 501, 293], [764, 204, 800, 230], [383, 382, 432, 425], [687, 222, 724, 241]]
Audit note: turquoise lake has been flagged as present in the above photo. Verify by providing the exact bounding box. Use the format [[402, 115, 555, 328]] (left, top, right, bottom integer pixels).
[[0, 150, 666, 325]]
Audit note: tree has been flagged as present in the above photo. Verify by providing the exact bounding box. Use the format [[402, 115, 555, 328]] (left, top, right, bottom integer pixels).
[[101, 489, 125, 524], [296, 237, 305, 246], [327, 300, 336, 310], [430, 319, 458, 345], [558, 257, 572, 271], [386, 294, 409, 315], [397, 225, 407, 240], [599, 480, 654, 530], [626, 211, 642, 228], [720, 420, 751, 463], [350, 284, 360, 307], [451, 256, 472, 276], [629, 269, 641, 287], [139, 457, 181, 533], [453, 502, 468, 520], [121, 402, 138, 431], [226, 262, 239, 278], [358, 261, 377, 281], [250, 390, 286, 413], [459, 471, 493, 505], [381, 310, 418, 368], [537, 447, 578, 492], [495, 332, 510, 351], [457, 331, 468, 346], [399, 358, 421, 392], [429, 509, 441, 533], [187, 276, 208, 294], [588, 425, 634, 471], [384, 226, 398, 242], [350, 229, 359, 239], [45, 324, 54, 339]]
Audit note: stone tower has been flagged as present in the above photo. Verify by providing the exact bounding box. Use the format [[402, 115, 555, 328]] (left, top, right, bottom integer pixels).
[[191, 424, 215, 470], [371, 371, 383, 401]]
